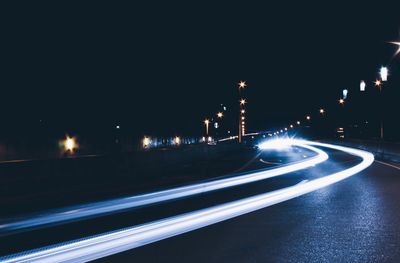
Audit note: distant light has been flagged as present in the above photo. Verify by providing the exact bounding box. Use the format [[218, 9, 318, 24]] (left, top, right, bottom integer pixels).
[[319, 108, 325, 114], [339, 98, 345, 105], [241, 109, 245, 114], [116, 125, 120, 129], [280, 129, 283, 132], [240, 99, 246, 105], [380, 66, 388, 81], [306, 116, 311, 120], [343, 89, 348, 99], [360, 81, 366, 92], [204, 119, 210, 125], [374, 79, 382, 87], [143, 137, 151, 148], [217, 112, 223, 118], [296, 121, 301, 125], [174, 136, 181, 145], [238, 80, 247, 89], [227, 130, 231, 134], [64, 136, 76, 152], [241, 116, 245, 120], [290, 124, 294, 128], [214, 122, 219, 129], [202, 136, 206, 142], [223, 106, 227, 111], [208, 136, 212, 142]]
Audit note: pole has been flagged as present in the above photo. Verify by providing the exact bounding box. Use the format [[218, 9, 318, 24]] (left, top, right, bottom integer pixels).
[[380, 86, 384, 140], [238, 88, 242, 143]]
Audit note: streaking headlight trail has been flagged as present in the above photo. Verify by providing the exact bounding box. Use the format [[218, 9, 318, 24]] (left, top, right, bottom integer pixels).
[[0, 141, 327, 234], [0, 140, 374, 263]]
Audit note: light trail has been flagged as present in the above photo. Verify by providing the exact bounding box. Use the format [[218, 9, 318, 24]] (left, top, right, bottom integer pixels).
[[0, 141, 374, 263], [0, 142, 326, 235]]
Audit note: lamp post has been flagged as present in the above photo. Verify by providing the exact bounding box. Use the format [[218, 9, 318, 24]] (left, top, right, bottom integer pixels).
[[204, 119, 210, 136], [238, 81, 246, 143], [375, 78, 384, 140]]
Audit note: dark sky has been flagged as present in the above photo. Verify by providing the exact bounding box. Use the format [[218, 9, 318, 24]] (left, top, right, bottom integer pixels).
[[1, 2, 400, 137]]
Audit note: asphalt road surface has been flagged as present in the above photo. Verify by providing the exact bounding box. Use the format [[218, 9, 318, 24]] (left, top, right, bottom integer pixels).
[[1, 140, 400, 262]]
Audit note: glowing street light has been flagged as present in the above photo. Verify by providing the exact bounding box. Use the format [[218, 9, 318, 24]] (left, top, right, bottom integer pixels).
[[343, 89, 348, 99], [290, 124, 294, 128], [339, 98, 345, 105], [380, 66, 388, 81], [64, 136, 77, 152], [238, 80, 247, 89], [174, 136, 181, 145], [296, 121, 301, 125], [374, 79, 382, 88], [142, 137, 151, 148], [204, 119, 210, 135], [217, 112, 223, 118], [241, 109, 245, 114], [360, 80, 366, 92], [240, 99, 246, 105], [319, 108, 325, 114], [306, 116, 311, 120]]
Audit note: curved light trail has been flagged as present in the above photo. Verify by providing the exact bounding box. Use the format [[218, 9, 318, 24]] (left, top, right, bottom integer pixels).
[[0, 140, 374, 263], [0, 142, 327, 234]]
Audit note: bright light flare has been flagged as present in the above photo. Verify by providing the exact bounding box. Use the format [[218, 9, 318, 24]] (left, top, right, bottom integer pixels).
[[339, 98, 345, 105], [343, 89, 348, 99], [240, 99, 246, 105], [360, 81, 366, 92], [238, 80, 247, 89], [217, 112, 223, 118], [389, 41, 400, 57], [380, 66, 388, 81], [143, 137, 151, 148], [174, 136, 181, 145], [257, 138, 294, 150], [374, 79, 382, 87], [64, 136, 76, 152]]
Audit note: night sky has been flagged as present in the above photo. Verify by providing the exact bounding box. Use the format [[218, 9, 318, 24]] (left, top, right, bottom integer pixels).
[[1, 2, 400, 139]]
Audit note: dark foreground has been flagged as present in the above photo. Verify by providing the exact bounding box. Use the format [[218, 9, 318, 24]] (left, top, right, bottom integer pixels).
[[1, 141, 400, 262]]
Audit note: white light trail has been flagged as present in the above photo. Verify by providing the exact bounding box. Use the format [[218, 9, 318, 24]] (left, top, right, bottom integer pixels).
[[0, 141, 326, 234], [0, 141, 374, 263]]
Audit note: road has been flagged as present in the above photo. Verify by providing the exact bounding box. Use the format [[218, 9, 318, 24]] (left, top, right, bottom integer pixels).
[[1, 139, 400, 262]]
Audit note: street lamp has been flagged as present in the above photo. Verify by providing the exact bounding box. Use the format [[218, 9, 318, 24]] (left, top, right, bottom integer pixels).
[[319, 108, 325, 114], [217, 112, 223, 118], [142, 136, 151, 148], [343, 89, 348, 99], [374, 79, 382, 89], [375, 73, 385, 139], [380, 66, 388, 81], [64, 136, 77, 152], [204, 119, 210, 136], [306, 115, 311, 120], [339, 98, 345, 105], [290, 124, 294, 128], [360, 81, 366, 92], [238, 80, 247, 89], [296, 121, 301, 125], [238, 80, 247, 143]]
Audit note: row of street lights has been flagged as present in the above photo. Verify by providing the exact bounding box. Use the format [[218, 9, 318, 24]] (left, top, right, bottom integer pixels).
[[272, 63, 395, 139], [203, 80, 248, 143]]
